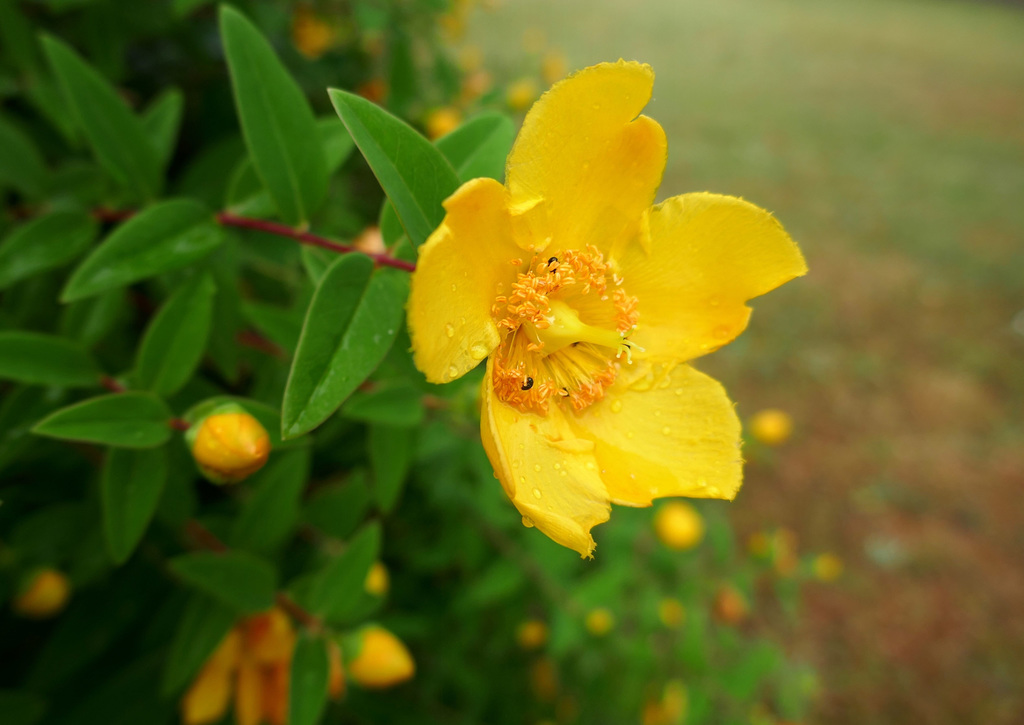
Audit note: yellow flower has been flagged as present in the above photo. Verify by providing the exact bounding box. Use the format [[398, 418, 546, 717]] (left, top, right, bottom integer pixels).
[[346, 625, 415, 689], [749, 408, 793, 446], [407, 61, 807, 557], [364, 561, 390, 596], [291, 4, 335, 60], [516, 619, 548, 650], [653, 501, 704, 551], [506, 77, 538, 111], [12, 568, 70, 619], [425, 107, 463, 140], [189, 406, 271, 484], [712, 584, 749, 625], [541, 51, 567, 85], [657, 598, 685, 629], [584, 607, 614, 636], [812, 552, 844, 581]]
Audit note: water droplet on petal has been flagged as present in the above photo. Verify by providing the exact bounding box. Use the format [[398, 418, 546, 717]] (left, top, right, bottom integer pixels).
[[522, 516, 535, 528], [444, 323, 455, 338], [675, 388, 685, 396], [451, 283, 457, 292], [447, 365, 459, 380], [662, 426, 671, 435], [512, 459, 521, 468], [552, 462, 560, 470], [708, 296, 721, 307], [532, 487, 542, 499], [707, 486, 722, 497], [697, 478, 708, 488], [610, 400, 623, 413], [470, 343, 488, 360], [533, 464, 542, 472], [626, 431, 635, 439]]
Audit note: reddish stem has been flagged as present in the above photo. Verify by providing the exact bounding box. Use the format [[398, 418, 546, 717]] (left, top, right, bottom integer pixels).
[[99, 375, 127, 393]]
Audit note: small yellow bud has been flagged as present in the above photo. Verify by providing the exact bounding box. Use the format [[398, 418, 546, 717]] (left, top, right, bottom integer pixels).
[[749, 408, 793, 446], [425, 107, 462, 140], [458, 44, 484, 72], [653, 502, 704, 551], [364, 561, 389, 596], [188, 406, 270, 484], [506, 78, 539, 112], [541, 51, 567, 85], [460, 69, 493, 104], [516, 619, 548, 650], [812, 552, 844, 582], [13, 568, 70, 619], [657, 598, 685, 629], [712, 585, 749, 625], [584, 607, 614, 636], [347, 626, 415, 689], [291, 5, 335, 60]]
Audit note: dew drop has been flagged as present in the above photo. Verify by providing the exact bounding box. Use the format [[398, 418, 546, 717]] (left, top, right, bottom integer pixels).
[[708, 295, 721, 307], [560, 470, 568, 477], [707, 486, 722, 497], [662, 426, 671, 436], [675, 388, 685, 396], [444, 323, 455, 338], [451, 283, 457, 292], [697, 478, 708, 488], [469, 343, 488, 360], [553, 462, 561, 470], [512, 459, 521, 468], [522, 515, 535, 528], [446, 365, 459, 380], [626, 431, 635, 439], [533, 464, 542, 472], [585, 461, 597, 471], [532, 487, 542, 499], [610, 400, 623, 413], [654, 409, 661, 417], [519, 476, 526, 486]]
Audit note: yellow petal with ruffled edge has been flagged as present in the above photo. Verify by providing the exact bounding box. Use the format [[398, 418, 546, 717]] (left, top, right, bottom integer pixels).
[[571, 362, 742, 506], [481, 358, 610, 557], [505, 60, 666, 259], [235, 660, 263, 725], [619, 193, 807, 362], [182, 660, 234, 725], [408, 177, 521, 384]]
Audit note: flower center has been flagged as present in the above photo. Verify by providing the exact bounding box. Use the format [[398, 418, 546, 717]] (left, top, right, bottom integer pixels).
[[490, 247, 639, 414]]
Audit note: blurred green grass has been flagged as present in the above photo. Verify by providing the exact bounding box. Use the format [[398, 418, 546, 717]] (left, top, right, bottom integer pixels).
[[470, 0, 1024, 723]]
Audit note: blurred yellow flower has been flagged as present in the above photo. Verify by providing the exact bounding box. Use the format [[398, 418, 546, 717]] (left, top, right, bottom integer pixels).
[[425, 107, 462, 140], [643, 679, 688, 725], [407, 61, 806, 556], [505, 77, 538, 111], [458, 44, 484, 73], [747, 530, 771, 558], [749, 408, 793, 446], [347, 625, 415, 689], [521, 27, 546, 54], [182, 608, 344, 725], [712, 584, 749, 625], [364, 561, 390, 596], [189, 407, 271, 484], [460, 69, 493, 104], [291, 4, 335, 60], [516, 619, 549, 650], [653, 501, 705, 551], [657, 598, 685, 629], [12, 568, 70, 619], [584, 607, 614, 636], [773, 527, 799, 577], [529, 657, 559, 701], [541, 51, 567, 85], [812, 552, 844, 581]]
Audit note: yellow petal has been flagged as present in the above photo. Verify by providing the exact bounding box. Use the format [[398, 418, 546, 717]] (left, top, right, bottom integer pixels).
[[571, 362, 741, 506], [480, 358, 610, 557], [408, 177, 521, 384], [620, 193, 806, 361], [181, 659, 234, 725], [242, 608, 295, 664], [234, 661, 263, 725], [505, 61, 666, 259]]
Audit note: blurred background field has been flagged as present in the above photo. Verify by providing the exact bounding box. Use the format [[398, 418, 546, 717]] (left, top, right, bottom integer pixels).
[[469, 0, 1024, 722]]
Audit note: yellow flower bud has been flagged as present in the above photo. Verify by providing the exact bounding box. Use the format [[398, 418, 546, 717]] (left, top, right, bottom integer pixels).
[[749, 408, 793, 446], [541, 51, 567, 85], [516, 619, 548, 650], [364, 561, 389, 596], [425, 107, 462, 140], [812, 552, 843, 582], [189, 406, 270, 484], [506, 78, 538, 112], [291, 4, 335, 60], [584, 607, 614, 636], [458, 44, 484, 73], [653, 501, 704, 551], [13, 568, 70, 619], [657, 598, 685, 629], [347, 626, 415, 689], [712, 585, 749, 625]]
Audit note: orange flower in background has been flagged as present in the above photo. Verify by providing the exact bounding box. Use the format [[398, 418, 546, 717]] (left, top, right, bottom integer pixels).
[[12, 568, 70, 619], [182, 609, 342, 725], [407, 61, 807, 557], [291, 4, 335, 60]]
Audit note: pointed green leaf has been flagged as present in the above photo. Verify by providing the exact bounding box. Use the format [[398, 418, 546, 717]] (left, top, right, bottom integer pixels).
[[169, 550, 277, 614], [60, 288, 125, 347], [62, 199, 224, 302], [32, 392, 173, 448], [368, 425, 413, 513], [289, 634, 330, 725], [0, 210, 97, 290], [303, 475, 371, 541], [142, 87, 184, 171], [136, 273, 216, 395], [306, 522, 381, 618], [161, 593, 236, 696], [0, 331, 99, 387], [231, 447, 310, 554], [0, 114, 48, 197], [41, 34, 161, 200], [436, 111, 516, 182], [220, 5, 328, 226], [102, 446, 168, 564], [344, 384, 424, 427], [329, 88, 459, 247], [282, 255, 406, 439]]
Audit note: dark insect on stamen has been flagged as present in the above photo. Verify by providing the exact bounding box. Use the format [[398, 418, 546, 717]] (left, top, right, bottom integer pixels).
[[547, 257, 558, 266], [560, 387, 570, 397], [521, 377, 534, 391]]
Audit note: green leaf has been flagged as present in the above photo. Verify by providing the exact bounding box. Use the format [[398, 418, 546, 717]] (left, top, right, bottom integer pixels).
[[300, 246, 333, 285], [220, 5, 328, 226], [173, 0, 212, 17], [306, 521, 380, 619], [319, 116, 355, 172], [0, 210, 97, 290], [41, 34, 161, 200], [0, 114, 48, 197], [32, 392, 173, 448], [0, 690, 45, 725], [102, 446, 168, 563], [242, 300, 302, 353], [62, 198, 224, 302], [436, 111, 516, 182], [0, 331, 99, 387], [303, 475, 371, 541], [60, 288, 125, 347], [136, 273, 216, 395], [142, 87, 184, 171], [343, 384, 424, 427], [289, 634, 330, 725], [161, 593, 236, 696], [281, 255, 406, 439], [329, 88, 459, 247], [368, 425, 413, 513], [169, 550, 277, 614], [231, 447, 310, 554]]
